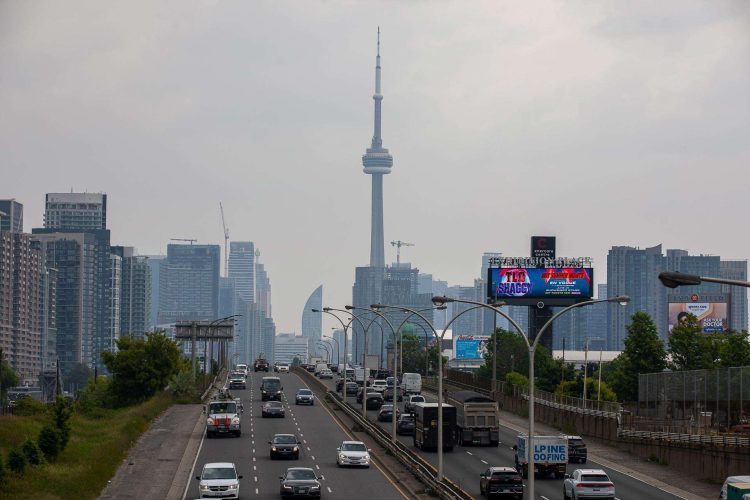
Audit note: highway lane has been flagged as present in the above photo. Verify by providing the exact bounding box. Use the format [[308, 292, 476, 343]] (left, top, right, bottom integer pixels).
[[187, 371, 406, 500], [320, 376, 684, 500]]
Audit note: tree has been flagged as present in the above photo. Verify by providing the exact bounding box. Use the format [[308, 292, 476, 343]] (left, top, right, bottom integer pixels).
[[0, 357, 20, 405], [610, 312, 666, 402], [720, 330, 750, 367], [21, 439, 44, 466], [37, 425, 61, 461], [101, 332, 183, 406], [53, 396, 72, 449], [668, 314, 711, 370], [399, 332, 427, 374], [7, 448, 26, 475]]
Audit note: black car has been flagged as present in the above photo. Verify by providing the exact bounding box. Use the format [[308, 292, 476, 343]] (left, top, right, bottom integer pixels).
[[345, 382, 359, 395], [261, 377, 283, 401], [357, 390, 384, 409], [377, 404, 400, 422], [564, 435, 587, 463], [396, 414, 415, 435], [295, 389, 314, 406], [336, 378, 352, 392], [270, 434, 300, 460], [479, 466, 524, 499], [262, 401, 286, 418], [279, 467, 322, 498], [383, 386, 404, 402]]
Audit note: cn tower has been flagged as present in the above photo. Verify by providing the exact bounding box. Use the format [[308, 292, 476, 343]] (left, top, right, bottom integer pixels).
[[361, 28, 393, 268]]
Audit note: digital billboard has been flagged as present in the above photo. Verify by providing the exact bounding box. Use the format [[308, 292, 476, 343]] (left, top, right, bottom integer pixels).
[[453, 335, 490, 360], [668, 300, 729, 334], [487, 267, 593, 302]]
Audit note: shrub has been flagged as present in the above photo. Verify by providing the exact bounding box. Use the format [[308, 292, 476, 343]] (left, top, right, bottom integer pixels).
[[76, 376, 112, 417], [53, 396, 72, 449], [12, 396, 47, 416], [0, 455, 6, 489], [37, 424, 60, 461], [7, 448, 26, 475], [21, 438, 45, 466], [169, 371, 199, 403]]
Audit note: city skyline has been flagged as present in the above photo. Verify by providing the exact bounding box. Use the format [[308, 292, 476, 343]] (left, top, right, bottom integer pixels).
[[2, 2, 748, 334]]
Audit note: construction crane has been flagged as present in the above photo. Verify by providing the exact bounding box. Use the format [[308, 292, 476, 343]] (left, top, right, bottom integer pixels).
[[390, 240, 414, 265], [219, 202, 229, 278], [170, 238, 197, 244]]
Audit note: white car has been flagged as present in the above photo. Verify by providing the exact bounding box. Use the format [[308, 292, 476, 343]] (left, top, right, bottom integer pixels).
[[371, 380, 388, 393], [563, 469, 614, 500], [336, 440, 371, 467], [318, 369, 333, 379], [277, 363, 290, 373], [196, 462, 242, 499]]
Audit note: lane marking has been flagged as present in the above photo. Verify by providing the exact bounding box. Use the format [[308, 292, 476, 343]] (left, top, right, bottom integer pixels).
[[255, 488, 258, 495], [481, 459, 488, 464], [254, 476, 258, 482], [181, 416, 207, 500], [311, 455, 316, 460], [327, 486, 332, 493], [316, 465, 320, 470], [466, 451, 473, 456]]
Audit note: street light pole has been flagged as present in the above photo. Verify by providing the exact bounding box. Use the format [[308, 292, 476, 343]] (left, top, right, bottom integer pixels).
[[431, 295, 629, 498], [659, 271, 750, 289], [313, 309, 351, 404]]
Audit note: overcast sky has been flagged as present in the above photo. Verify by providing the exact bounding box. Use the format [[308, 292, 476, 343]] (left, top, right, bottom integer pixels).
[[2, 1, 749, 335]]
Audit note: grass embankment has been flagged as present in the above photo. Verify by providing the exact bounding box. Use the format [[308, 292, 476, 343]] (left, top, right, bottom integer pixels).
[[0, 392, 174, 499]]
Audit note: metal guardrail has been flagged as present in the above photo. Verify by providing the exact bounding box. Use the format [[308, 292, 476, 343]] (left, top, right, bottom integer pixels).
[[617, 428, 750, 447], [294, 368, 472, 500]]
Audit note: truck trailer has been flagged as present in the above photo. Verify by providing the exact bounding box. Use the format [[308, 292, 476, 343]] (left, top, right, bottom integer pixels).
[[446, 390, 500, 446], [514, 434, 567, 479], [413, 402, 457, 452]]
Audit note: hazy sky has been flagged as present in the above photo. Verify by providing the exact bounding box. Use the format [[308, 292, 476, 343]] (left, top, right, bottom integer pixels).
[[2, 1, 749, 335]]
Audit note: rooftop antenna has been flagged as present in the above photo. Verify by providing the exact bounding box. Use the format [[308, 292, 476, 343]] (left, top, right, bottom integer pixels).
[[390, 240, 414, 265]]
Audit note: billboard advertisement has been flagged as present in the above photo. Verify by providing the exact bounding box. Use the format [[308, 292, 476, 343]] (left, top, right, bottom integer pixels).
[[453, 335, 490, 360], [487, 267, 593, 302], [668, 300, 729, 334]]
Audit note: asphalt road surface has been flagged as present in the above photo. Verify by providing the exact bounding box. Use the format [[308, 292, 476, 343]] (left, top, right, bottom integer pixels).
[[319, 376, 686, 500], [186, 371, 407, 500]]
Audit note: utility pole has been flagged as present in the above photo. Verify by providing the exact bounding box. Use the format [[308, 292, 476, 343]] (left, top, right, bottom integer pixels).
[[390, 240, 414, 265]]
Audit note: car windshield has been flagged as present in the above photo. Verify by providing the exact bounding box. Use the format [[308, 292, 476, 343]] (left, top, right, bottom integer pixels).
[[203, 467, 236, 480], [399, 415, 414, 422], [266, 401, 283, 408], [298, 390, 312, 395], [570, 439, 585, 446], [274, 435, 297, 444], [581, 474, 610, 482], [381, 405, 393, 411], [286, 469, 316, 480], [209, 402, 237, 414], [263, 380, 281, 390], [411, 396, 425, 403], [341, 442, 366, 451]]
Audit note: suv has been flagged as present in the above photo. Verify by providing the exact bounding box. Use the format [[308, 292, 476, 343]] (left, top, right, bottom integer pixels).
[[563, 435, 587, 463], [479, 467, 524, 499], [228, 373, 246, 390], [196, 462, 242, 499], [205, 399, 241, 438], [405, 394, 425, 413], [563, 469, 615, 500], [261, 376, 283, 401], [371, 380, 388, 393], [278, 363, 290, 373], [254, 357, 269, 372]]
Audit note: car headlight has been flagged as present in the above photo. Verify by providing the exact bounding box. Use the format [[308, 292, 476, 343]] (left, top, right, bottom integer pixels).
[[232, 417, 240, 424], [283, 484, 293, 490], [311, 484, 321, 490], [364, 454, 370, 460], [339, 453, 346, 460], [206, 418, 214, 425], [200, 484, 210, 490], [229, 483, 239, 489], [272, 447, 277, 451], [293, 446, 299, 452]]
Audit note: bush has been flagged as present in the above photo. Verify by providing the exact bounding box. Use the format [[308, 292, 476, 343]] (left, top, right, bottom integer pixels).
[[12, 396, 47, 416], [0, 455, 6, 490], [37, 424, 60, 461], [53, 396, 72, 449], [21, 438, 45, 466], [7, 448, 26, 475], [169, 371, 199, 403], [76, 376, 112, 417], [505, 371, 529, 389]]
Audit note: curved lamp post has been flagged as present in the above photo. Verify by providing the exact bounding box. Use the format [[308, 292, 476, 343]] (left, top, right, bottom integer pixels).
[[659, 271, 750, 289], [431, 295, 629, 498], [312, 308, 352, 404]]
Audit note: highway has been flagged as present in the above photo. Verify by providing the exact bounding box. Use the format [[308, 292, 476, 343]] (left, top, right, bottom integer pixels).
[[185, 371, 407, 500], [317, 375, 685, 500]]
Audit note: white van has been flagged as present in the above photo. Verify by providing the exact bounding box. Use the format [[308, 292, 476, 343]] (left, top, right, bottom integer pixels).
[[314, 363, 328, 376], [401, 373, 422, 394]]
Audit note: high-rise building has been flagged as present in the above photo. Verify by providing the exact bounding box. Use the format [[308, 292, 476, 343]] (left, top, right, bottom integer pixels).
[[273, 333, 309, 365], [44, 192, 106, 230], [0, 199, 23, 233], [31, 231, 98, 372], [157, 244, 220, 325], [332, 328, 348, 364], [0, 232, 54, 384], [108, 252, 122, 349], [229, 242, 255, 302], [720, 260, 748, 332], [352, 266, 384, 363], [111, 247, 151, 338], [301, 285, 323, 357], [145, 255, 164, 329]]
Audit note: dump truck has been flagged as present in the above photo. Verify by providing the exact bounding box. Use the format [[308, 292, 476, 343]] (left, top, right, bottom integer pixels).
[[446, 390, 500, 446], [413, 402, 457, 451], [514, 434, 567, 479]]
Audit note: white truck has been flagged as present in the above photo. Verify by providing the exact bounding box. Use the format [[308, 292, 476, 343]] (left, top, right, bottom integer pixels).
[[514, 434, 567, 479], [354, 367, 367, 386], [401, 373, 422, 394]]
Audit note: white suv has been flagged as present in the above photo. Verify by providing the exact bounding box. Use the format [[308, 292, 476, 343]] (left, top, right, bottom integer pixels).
[[196, 462, 242, 499], [371, 380, 388, 393], [277, 363, 290, 373], [563, 469, 614, 500]]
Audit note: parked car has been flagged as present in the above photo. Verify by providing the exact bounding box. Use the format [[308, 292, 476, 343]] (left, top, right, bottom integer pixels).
[[269, 434, 301, 460], [396, 414, 415, 435], [262, 401, 286, 418], [377, 404, 400, 422], [479, 466, 524, 499], [196, 462, 242, 499], [279, 467, 322, 498], [563, 469, 615, 500], [295, 388, 314, 406], [405, 394, 425, 413], [336, 440, 371, 467]]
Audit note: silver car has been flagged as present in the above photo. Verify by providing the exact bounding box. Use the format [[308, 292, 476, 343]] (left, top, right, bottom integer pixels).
[[336, 440, 371, 467], [196, 462, 242, 499]]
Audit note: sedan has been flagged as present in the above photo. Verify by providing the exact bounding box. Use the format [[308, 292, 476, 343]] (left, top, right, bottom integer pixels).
[[295, 389, 314, 406], [345, 382, 359, 395], [279, 467, 322, 498], [479, 466, 524, 499], [270, 434, 301, 460], [383, 386, 404, 402], [318, 369, 333, 379], [196, 462, 242, 499], [262, 401, 286, 418], [396, 414, 415, 435], [377, 404, 400, 422], [336, 440, 371, 467], [563, 469, 615, 500]]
